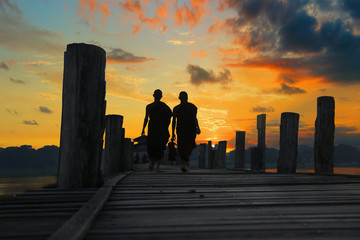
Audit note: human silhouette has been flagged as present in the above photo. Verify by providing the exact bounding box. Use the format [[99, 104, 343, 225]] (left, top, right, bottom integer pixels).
[[142, 89, 172, 172], [172, 91, 201, 172]]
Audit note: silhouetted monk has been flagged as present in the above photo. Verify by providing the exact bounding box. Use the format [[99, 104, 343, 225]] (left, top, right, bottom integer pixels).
[[142, 89, 172, 172], [172, 91, 201, 172]]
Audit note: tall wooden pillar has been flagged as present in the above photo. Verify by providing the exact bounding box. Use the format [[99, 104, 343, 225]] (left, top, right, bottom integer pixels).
[[58, 43, 106, 188], [199, 143, 206, 168], [121, 138, 133, 171], [278, 112, 299, 173], [103, 115, 124, 176], [314, 96, 335, 174], [250, 147, 259, 171], [257, 114, 266, 172], [235, 131, 245, 169], [207, 141, 213, 169], [216, 141, 227, 169]]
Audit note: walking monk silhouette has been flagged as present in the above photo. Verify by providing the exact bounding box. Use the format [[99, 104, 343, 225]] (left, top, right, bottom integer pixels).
[[142, 89, 172, 172], [172, 91, 201, 172]]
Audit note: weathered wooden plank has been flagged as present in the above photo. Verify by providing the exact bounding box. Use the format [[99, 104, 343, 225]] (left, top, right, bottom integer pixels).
[[85, 166, 360, 240], [48, 172, 131, 240]]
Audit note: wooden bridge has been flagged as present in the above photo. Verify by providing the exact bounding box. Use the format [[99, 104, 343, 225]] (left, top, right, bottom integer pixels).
[[1, 164, 360, 239], [2, 43, 356, 239]]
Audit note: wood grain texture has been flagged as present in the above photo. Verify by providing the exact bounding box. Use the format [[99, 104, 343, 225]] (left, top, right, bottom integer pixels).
[[58, 43, 106, 188], [85, 165, 360, 239], [278, 112, 299, 173], [315, 96, 335, 174]]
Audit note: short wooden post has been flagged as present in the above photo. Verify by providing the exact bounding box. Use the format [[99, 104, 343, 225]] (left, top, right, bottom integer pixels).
[[120, 138, 133, 171], [58, 43, 106, 188], [198, 143, 206, 168], [235, 131, 245, 169], [216, 141, 227, 169], [103, 115, 124, 176], [207, 141, 213, 169], [250, 147, 259, 171], [314, 96, 335, 174], [257, 114, 266, 171], [278, 112, 299, 173]]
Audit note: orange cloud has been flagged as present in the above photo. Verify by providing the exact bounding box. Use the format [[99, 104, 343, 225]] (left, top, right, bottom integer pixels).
[[191, 50, 208, 59], [132, 24, 141, 35], [198, 50, 208, 58], [191, 49, 197, 58], [174, 8, 184, 25], [217, 47, 246, 58], [78, 0, 110, 27], [155, 6, 169, 19], [121, 0, 167, 34], [175, 0, 210, 29], [207, 19, 224, 35]]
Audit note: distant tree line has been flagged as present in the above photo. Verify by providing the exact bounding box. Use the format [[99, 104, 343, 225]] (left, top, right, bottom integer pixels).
[[0, 143, 358, 177], [0, 145, 58, 177], [226, 144, 360, 169]]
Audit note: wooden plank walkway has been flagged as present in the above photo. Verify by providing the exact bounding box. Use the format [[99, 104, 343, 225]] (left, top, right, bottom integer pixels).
[[86, 165, 360, 240], [1, 166, 360, 239]]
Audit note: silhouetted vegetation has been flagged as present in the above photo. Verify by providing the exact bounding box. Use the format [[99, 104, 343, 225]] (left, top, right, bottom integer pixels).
[[0, 145, 58, 177], [226, 144, 359, 169]]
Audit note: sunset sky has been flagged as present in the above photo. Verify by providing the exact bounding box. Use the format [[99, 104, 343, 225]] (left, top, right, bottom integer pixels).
[[1, 0, 360, 150]]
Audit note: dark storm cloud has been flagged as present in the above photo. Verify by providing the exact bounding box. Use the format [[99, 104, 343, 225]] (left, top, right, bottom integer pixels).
[[222, 0, 360, 83], [187, 64, 232, 85], [107, 48, 154, 63], [271, 83, 306, 95], [336, 125, 358, 133], [38, 106, 53, 114], [23, 120, 38, 126], [10, 78, 28, 84], [279, 10, 322, 53], [251, 106, 274, 113], [0, 62, 9, 70], [342, 0, 360, 20]]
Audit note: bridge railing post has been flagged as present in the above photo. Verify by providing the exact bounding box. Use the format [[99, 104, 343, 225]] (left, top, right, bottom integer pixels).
[[250, 147, 259, 171], [199, 143, 206, 168], [277, 112, 299, 173], [216, 141, 227, 169], [235, 131, 245, 169], [314, 96, 335, 174], [103, 115, 124, 176], [257, 114, 266, 172], [207, 141, 213, 169], [122, 138, 134, 171], [58, 43, 106, 188]]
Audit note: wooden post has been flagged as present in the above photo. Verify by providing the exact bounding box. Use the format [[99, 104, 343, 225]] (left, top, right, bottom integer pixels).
[[58, 43, 106, 188], [207, 141, 213, 169], [250, 147, 259, 171], [120, 138, 133, 171], [103, 115, 124, 176], [216, 141, 227, 169], [235, 131, 245, 169], [257, 114, 266, 172], [314, 96, 335, 174], [278, 112, 299, 173], [199, 143, 206, 168]]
